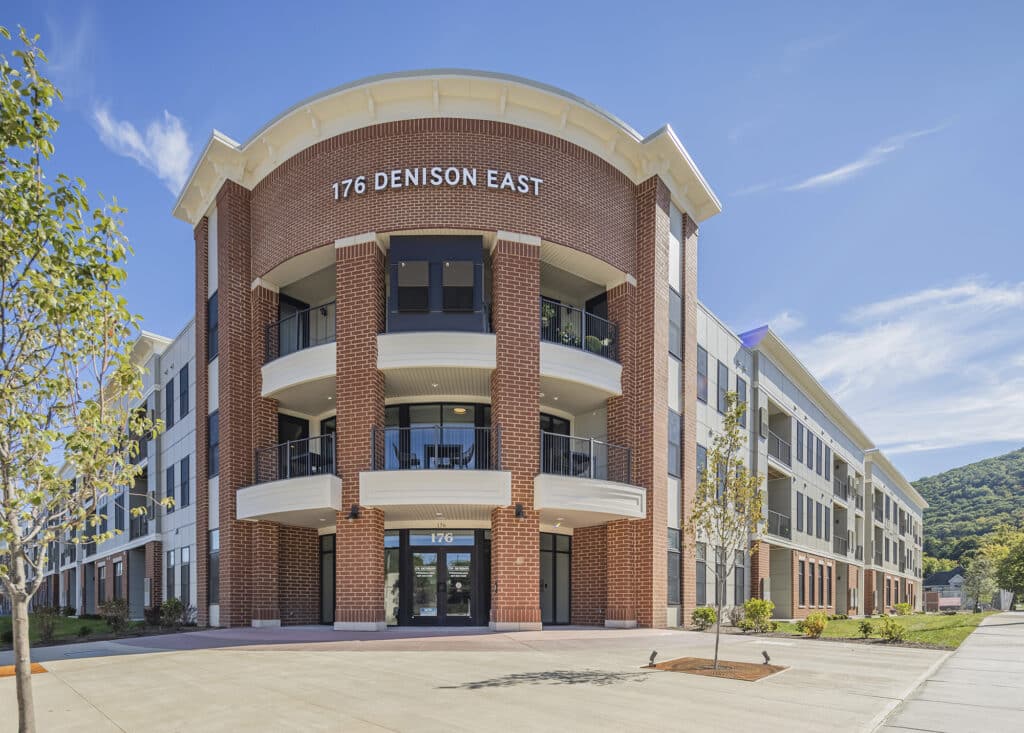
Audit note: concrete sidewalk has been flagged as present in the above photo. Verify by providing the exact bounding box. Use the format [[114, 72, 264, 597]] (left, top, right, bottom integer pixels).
[[879, 611, 1024, 732]]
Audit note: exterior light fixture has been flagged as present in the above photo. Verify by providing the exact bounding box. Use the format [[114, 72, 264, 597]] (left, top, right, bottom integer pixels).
[[514, 503, 525, 519], [347, 504, 360, 521], [452, 407, 467, 414]]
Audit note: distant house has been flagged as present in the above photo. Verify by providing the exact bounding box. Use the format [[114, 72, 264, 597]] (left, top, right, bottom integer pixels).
[[923, 567, 966, 611]]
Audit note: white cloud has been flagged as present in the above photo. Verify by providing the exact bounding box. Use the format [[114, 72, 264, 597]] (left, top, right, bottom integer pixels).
[[768, 310, 805, 336], [785, 126, 946, 191], [789, 280, 1024, 456], [93, 106, 194, 194]]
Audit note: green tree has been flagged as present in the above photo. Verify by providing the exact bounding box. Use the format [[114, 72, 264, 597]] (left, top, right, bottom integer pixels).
[[0, 28, 160, 732], [995, 537, 1024, 602], [686, 392, 764, 670], [962, 555, 996, 612], [923, 554, 957, 578]]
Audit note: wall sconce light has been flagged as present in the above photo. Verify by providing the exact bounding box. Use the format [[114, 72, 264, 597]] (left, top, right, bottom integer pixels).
[[347, 504, 360, 521], [514, 503, 525, 519]]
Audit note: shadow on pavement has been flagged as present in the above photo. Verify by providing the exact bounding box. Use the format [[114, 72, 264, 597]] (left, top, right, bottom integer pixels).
[[438, 668, 652, 689]]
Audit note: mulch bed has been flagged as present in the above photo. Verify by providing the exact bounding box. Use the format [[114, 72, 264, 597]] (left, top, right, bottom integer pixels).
[[649, 656, 786, 681], [0, 663, 47, 678]]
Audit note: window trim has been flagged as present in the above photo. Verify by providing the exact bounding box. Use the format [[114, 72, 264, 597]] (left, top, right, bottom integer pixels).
[[165, 378, 175, 430], [696, 346, 708, 404], [716, 360, 729, 414], [178, 363, 189, 419], [796, 490, 804, 532]]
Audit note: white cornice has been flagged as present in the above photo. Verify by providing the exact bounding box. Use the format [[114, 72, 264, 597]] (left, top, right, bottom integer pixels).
[[172, 70, 721, 228]]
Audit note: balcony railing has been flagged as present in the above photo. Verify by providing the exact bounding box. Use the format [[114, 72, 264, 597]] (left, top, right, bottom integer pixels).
[[874, 549, 883, 566], [129, 513, 150, 540], [833, 535, 849, 556], [540, 297, 618, 362], [540, 431, 631, 484], [855, 544, 864, 561], [371, 426, 500, 471], [766, 510, 791, 539], [833, 478, 849, 502], [264, 300, 336, 363], [255, 434, 336, 483], [767, 431, 791, 466]]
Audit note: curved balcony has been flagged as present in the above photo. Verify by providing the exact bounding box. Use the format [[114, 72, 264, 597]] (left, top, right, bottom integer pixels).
[[377, 331, 496, 400], [533, 431, 645, 528], [261, 301, 336, 413], [236, 435, 342, 528], [359, 426, 511, 523], [538, 299, 622, 412]]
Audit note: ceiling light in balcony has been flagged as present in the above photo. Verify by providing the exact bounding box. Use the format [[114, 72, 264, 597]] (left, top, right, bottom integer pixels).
[[431, 383, 440, 388], [452, 407, 467, 414]]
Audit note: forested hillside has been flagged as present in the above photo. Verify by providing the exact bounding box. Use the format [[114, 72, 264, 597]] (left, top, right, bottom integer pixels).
[[913, 447, 1024, 560]]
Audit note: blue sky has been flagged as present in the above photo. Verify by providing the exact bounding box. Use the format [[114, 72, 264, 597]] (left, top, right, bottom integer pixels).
[[10, 1, 1024, 480]]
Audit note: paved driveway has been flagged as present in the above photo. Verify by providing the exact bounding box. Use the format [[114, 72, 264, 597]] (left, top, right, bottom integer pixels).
[[2, 625, 946, 732], [880, 611, 1024, 732]]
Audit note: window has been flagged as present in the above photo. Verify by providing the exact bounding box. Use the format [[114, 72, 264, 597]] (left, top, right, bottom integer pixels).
[[179, 456, 190, 508], [179, 364, 189, 419], [667, 529, 681, 605], [759, 407, 767, 439], [815, 437, 823, 475], [714, 548, 727, 606], [806, 430, 813, 469], [697, 444, 707, 485], [668, 289, 682, 358], [806, 496, 814, 536], [796, 491, 804, 532], [166, 550, 175, 602], [885, 578, 891, 606], [115, 493, 125, 532], [208, 411, 220, 477], [736, 377, 747, 427], [696, 543, 707, 606], [808, 562, 815, 605], [824, 446, 831, 481], [668, 410, 681, 477], [697, 347, 708, 403], [818, 564, 825, 606], [99, 502, 108, 535], [816, 502, 823, 539], [208, 530, 220, 604], [166, 465, 175, 513], [442, 260, 474, 312], [734, 550, 745, 605], [165, 378, 175, 429], [827, 566, 832, 607], [716, 361, 729, 413], [98, 564, 107, 605], [798, 560, 806, 605], [113, 561, 123, 600], [824, 506, 831, 541], [181, 547, 191, 606], [885, 538, 890, 562], [397, 260, 430, 312], [885, 495, 891, 519], [796, 423, 805, 463], [207, 291, 218, 361]]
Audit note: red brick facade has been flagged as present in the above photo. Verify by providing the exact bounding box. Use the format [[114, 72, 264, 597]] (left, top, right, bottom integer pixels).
[[790, 551, 837, 620]]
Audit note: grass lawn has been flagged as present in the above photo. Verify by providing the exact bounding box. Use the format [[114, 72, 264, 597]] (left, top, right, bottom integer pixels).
[[774, 611, 997, 648], [0, 614, 115, 646]]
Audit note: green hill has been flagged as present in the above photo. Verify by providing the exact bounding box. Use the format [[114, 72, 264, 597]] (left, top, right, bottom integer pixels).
[[913, 447, 1024, 560]]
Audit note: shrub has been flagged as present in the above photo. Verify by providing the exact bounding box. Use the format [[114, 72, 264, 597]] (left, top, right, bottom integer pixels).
[[182, 605, 198, 627], [858, 620, 874, 639], [798, 611, 829, 638], [77, 626, 92, 638], [34, 605, 61, 643], [770, 621, 779, 632], [143, 606, 162, 627], [62, 606, 76, 617], [78, 613, 102, 621], [99, 598, 130, 633], [743, 598, 775, 633], [894, 603, 912, 616], [942, 610, 957, 616], [727, 605, 744, 627], [160, 598, 185, 628], [691, 606, 717, 631], [1, 629, 12, 644], [878, 615, 907, 643]]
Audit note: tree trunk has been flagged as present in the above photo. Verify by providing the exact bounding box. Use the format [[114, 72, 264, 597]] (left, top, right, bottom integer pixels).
[[11, 555, 37, 733], [713, 576, 723, 671]]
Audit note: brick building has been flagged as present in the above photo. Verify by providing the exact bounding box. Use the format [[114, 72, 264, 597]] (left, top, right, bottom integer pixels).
[[33, 71, 924, 628]]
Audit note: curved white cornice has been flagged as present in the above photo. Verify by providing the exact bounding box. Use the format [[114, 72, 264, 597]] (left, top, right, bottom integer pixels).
[[172, 70, 721, 226]]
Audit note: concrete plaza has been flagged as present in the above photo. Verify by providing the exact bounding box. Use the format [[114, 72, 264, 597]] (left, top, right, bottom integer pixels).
[[2, 624, 949, 732]]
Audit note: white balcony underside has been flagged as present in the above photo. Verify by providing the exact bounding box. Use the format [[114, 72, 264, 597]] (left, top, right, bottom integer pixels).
[[260, 342, 335, 413], [359, 470, 512, 523], [534, 474, 645, 528], [539, 342, 621, 413], [236, 473, 343, 528]]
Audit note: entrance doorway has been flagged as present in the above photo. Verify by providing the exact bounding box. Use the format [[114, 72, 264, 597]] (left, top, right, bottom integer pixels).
[[540, 533, 571, 624], [319, 534, 335, 624], [410, 550, 473, 625]]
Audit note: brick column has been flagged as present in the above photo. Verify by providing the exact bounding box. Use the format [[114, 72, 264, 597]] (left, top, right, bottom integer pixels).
[[194, 216, 211, 626], [750, 540, 770, 600], [489, 233, 541, 631], [251, 522, 281, 625], [848, 565, 859, 614], [678, 211, 699, 623], [334, 236, 386, 631], [570, 524, 607, 625], [144, 540, 163, 611], [864, 568, 877, 614]]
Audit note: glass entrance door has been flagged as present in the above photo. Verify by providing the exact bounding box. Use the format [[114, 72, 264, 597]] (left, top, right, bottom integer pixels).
[[409, 549, 473, 625], [411, 552, 439, 622]]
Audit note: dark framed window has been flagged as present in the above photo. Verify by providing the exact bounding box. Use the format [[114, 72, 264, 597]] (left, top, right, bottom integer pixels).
[[98, 564, 107, 605], [827, 566, 833, 607], [806, 430, 813, 469], [808, 562, 815, 605], [816, 502, 823, 538], [796, 423, 805, 463], [208, 530, 220, 604], [179, 456, 190, 508], [885, 495, 891, 519], [798, 560, 806, 605], [179, 364, 189, 419], [99, 502, 108, 535], [397, 260, 430, 312], [442, 260, 474, 312], [208, 411, 220, 477], [165, 378, 175, 429], [668, 410, 681, 477], [733, 550, 745, 606], [181, 547, 191, 606], [885, 538, 890, 562], [115, 492, 125, 532], [667, 529, 681, 605], [796, 491, 804, 532], [113, 561, 123, 600], [207, 291, 219, 361], [166, 465, 175, 513], [696, 543, 707, 606], [714, 548, 727, 606], [166, 550, 175, 602], [716, 360, 729, 414], [806, 496, 814, 536], [815, 437, 823, 475], [697, 444, 707, 485], [885, 579, 891, 606], [697, 346, 708, 403], [736, 376, 747, 427], [824, 446, 831, 481], [824, 506, 831, 541], [668, 289, 682, 359], [818, 563, 824, 606]]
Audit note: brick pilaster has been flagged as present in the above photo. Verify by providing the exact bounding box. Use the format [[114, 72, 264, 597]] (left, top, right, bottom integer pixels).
[[750, 540, 770, 600], [570, 524, 607, 625], [489, 236, 541, 630], [678, 211, 699, 623], [194, 216, 210, 626], [252, 522, 280, 622], [144, 539, 163, 610]]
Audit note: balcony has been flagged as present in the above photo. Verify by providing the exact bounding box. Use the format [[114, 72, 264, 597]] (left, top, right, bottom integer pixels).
[[874, 549, 883, 566], [534, 431, 644, 527], [766, 510, 791, 540], [237, 435, 343, 528], [854, 492, 864, 511], [370, 426, 499, 471], [833, 536, 849, 556], [874, 505, 884, 522], [264, 300, 335, 364], [855, 544, 864, 561], [129, 514, 150, 541], [833, 478, 849, 502], [540, 298, 618, 362], [767, 431, 791, 466]]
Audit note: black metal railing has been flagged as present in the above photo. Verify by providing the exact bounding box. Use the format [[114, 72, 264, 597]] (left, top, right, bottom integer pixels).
[[264, 300, 336, 363], [371, 426, 500, 471], [540, 431, 632, 484], [833, 535, 849, 556], [255, 434, 336, 483], [767, 510, 791, 539], [833, 478, 849, 501], [540, 297, 618, 362], [130, 513, 150, 540], [767, 431, 791, 466]]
